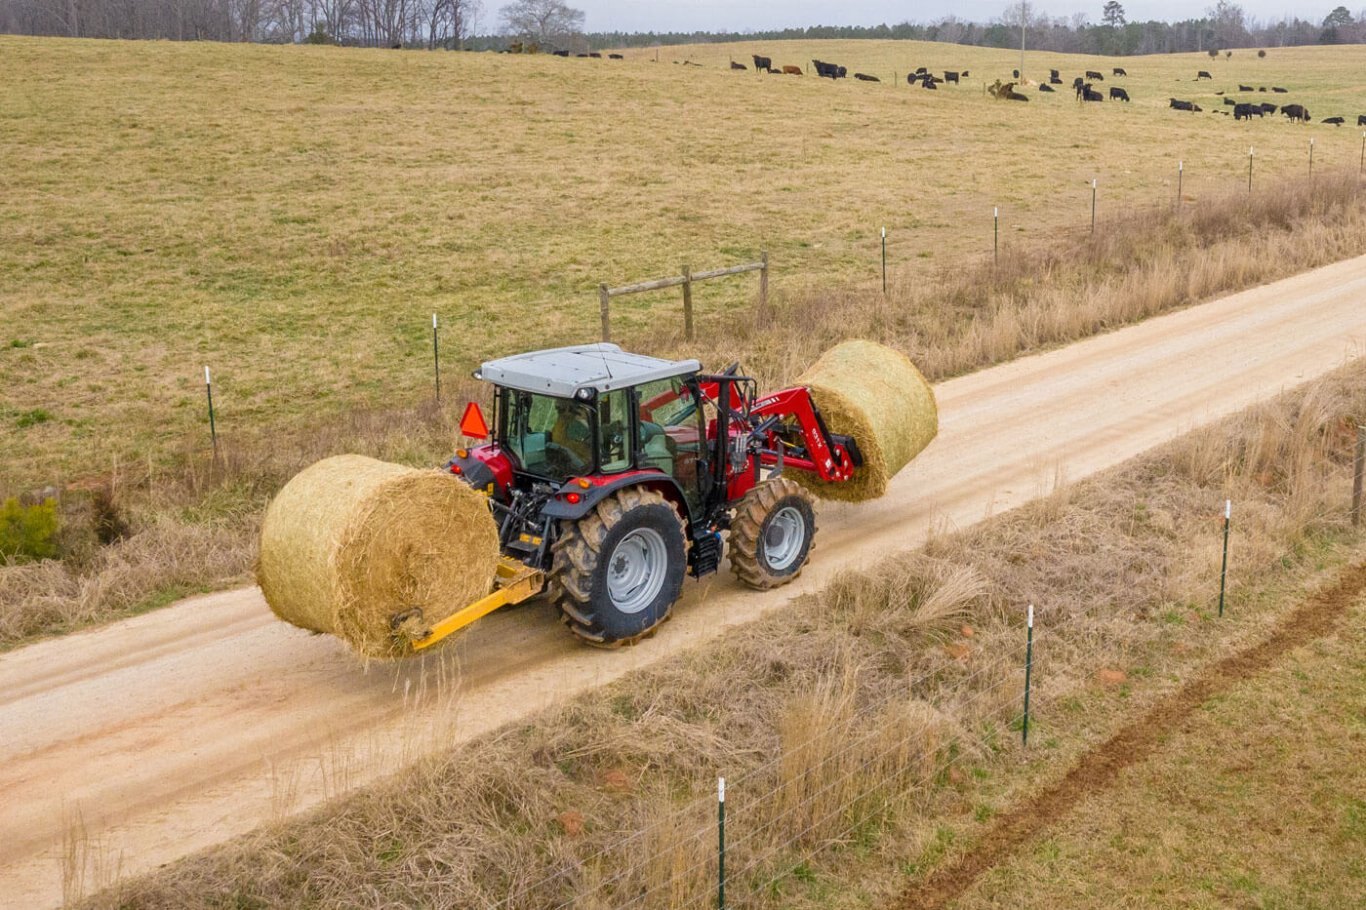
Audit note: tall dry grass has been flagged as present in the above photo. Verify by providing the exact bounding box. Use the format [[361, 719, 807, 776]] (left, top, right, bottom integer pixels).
[[5, 172, 1362, 651], [0, 387, 477, 647], [77, 360, 1366, 910]]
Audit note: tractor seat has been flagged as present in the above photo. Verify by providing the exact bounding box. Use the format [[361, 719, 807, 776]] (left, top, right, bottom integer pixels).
[[639, 421, 676, 473]]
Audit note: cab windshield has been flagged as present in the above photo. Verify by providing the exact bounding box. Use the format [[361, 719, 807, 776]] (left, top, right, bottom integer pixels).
[[502, 390, 596, 479]]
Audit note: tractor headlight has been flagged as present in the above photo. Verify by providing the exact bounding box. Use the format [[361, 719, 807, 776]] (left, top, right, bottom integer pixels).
[[575, 388, 593, 401]]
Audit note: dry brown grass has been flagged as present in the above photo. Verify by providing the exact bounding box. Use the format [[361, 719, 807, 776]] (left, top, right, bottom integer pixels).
[[0, 392, 476, 648], [76, 359, 1366, 910]]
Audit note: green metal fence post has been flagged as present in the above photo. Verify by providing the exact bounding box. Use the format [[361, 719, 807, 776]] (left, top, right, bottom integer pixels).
[[717, 776, 726, 909], [1022, 604, 1034, 747], [1218, 500, 1231, 617]]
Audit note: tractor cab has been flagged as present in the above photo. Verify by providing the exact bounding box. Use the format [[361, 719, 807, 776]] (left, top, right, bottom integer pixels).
[[484, 344, 704, 486], [448, 344, 721, 529]]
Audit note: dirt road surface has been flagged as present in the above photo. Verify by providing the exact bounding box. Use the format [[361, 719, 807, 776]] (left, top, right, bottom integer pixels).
[[3, 255, 1364, 907]]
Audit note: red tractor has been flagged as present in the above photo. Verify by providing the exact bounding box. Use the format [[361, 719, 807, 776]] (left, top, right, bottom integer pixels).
[[442, 343, 864, 646]]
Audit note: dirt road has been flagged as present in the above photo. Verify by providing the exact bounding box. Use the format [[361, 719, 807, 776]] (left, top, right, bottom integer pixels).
[[3, 255, 1365, 908]]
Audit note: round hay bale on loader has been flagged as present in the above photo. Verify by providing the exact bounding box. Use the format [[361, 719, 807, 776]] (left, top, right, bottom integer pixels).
[[793, 340, 938, 502], [257, 454, 500, 659]]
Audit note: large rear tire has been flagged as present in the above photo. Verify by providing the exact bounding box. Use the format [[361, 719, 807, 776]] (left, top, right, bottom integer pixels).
[[548, 487, 688, 647], [729, 477, 816, 589]]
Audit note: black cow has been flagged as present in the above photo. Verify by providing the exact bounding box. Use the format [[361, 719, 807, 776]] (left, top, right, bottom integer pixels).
[[1086, 69, 1104, 81], [552, 49, 569, 56], [1323, 116, 1345, 126], [1083, 86, 1104, 102], [1273, 86, 1288, 93], [608, 53, 624, 59], [854, 73, 880, 82], [944, 71, 960, 83], [922, 77, 938, 90], [1110, 87, 1130, 102], [1359, 115, 1366, 126], [812, 59, 846, 79], [1196, 70, 1212, 79], [1051, 68, 1060, 79], [1224, 97, 1237, 105], [1258, 86, 1267, 92], [1281, 104, 1310, 122], [752, 54, 772, 72], [1039, 83, 1055, 92], [730, 60, 746, 70], [1170, 98, 1195, 111], [575, 53, 589, 57], [1238, 84, 1253, 92], [915, 66, 928, 75], [1260, 103, 1277, 114], [1013, 69, 1020, 78], [1234, 103, 1262, 120], [588, 52, 602, 58], [1049, 75, 1063, 84], [1113, 67, 1127, 76]]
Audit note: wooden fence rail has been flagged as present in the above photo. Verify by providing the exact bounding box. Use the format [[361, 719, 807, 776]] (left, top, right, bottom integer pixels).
[[597, 252, 768, 342]]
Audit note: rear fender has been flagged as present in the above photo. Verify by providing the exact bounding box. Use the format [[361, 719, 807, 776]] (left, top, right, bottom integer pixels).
[[543, 472, 691, 525]]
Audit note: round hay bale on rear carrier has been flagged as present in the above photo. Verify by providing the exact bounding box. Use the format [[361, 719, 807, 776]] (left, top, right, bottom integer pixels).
[[257, 454, 500, 659], [793, 340, 938, 502]]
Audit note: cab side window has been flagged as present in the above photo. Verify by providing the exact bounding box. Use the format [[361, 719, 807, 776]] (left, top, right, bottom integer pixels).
[[597, 389, 633, 473]]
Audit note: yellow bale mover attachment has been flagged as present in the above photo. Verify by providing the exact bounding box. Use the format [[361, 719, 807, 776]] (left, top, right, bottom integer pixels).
[[399, 557, 544, 652]]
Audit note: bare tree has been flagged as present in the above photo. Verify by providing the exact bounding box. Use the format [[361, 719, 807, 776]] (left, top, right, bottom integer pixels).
[[498, 0, 580, 47]]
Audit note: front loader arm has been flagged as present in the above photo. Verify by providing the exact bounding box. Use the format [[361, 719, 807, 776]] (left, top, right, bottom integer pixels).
[[750, 387, 860, 483]]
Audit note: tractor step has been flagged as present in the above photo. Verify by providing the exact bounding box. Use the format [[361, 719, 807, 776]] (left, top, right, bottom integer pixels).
[[689, 530, 724, 578]]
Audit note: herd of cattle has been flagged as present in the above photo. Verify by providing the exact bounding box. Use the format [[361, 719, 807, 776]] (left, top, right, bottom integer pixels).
[[546, 49, 1364, 126], [750, 53, 1364, 126], [1169, 77, 1360, 125]]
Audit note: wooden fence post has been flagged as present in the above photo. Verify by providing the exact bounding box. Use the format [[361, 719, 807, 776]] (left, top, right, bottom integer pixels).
[[758, 251, 769, 319], [598, 283, 611, 342], [681, 264, 694, 341]]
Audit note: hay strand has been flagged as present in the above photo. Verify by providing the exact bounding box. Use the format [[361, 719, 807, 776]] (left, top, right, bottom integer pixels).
[[257, 454, 500, 658], [794, 340, 938, 502]]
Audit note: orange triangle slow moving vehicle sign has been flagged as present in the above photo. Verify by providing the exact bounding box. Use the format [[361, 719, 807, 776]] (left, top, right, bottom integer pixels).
[[460, 401, 490, 440]]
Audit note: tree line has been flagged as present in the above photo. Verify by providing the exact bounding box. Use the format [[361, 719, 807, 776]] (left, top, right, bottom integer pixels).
[[0, 0, 481, 45], [2, 0, 1363, 54]]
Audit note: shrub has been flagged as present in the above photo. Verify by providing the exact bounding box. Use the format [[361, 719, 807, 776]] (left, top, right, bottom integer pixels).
[[303, 26, 333, 44], [0, 496, 60, 561], [1258, 49, 1267, 58]]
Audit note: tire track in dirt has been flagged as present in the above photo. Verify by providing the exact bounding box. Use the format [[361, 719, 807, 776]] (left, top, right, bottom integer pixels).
[[889, 561, 1366, 910]]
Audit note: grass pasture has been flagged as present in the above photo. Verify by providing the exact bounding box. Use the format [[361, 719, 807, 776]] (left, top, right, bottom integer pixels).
[[3, 37, 1366, 491]]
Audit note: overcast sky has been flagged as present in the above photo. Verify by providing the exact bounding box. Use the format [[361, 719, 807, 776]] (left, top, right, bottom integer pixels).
[[554, 2, 1345, 33]]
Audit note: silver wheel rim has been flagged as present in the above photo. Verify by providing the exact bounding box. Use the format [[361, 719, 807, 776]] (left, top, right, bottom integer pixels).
[[762, 506, 805, 572], [607, 528, 668, 614]]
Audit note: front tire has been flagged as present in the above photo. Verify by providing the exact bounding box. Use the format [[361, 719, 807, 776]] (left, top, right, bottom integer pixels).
[[729, 477, 816, 589], [548, 487, 688, 647]]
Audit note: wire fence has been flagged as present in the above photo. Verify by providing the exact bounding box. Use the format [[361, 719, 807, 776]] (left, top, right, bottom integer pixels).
[[487, 470, 1360, 909], [491, 625, 1048, 910]]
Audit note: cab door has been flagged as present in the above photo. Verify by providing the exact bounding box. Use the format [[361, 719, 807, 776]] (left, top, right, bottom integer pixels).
[[634, 377, 710, 519]]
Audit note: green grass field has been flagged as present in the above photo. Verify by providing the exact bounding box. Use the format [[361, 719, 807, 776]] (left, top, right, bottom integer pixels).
[[2, 37, 1365, 491]]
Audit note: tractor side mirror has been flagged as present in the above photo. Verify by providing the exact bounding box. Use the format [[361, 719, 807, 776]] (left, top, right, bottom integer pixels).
[[460, 402, 489, 440]]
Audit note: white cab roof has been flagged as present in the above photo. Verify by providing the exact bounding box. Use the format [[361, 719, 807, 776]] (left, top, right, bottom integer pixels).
[[479, 344, 701, 397]]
